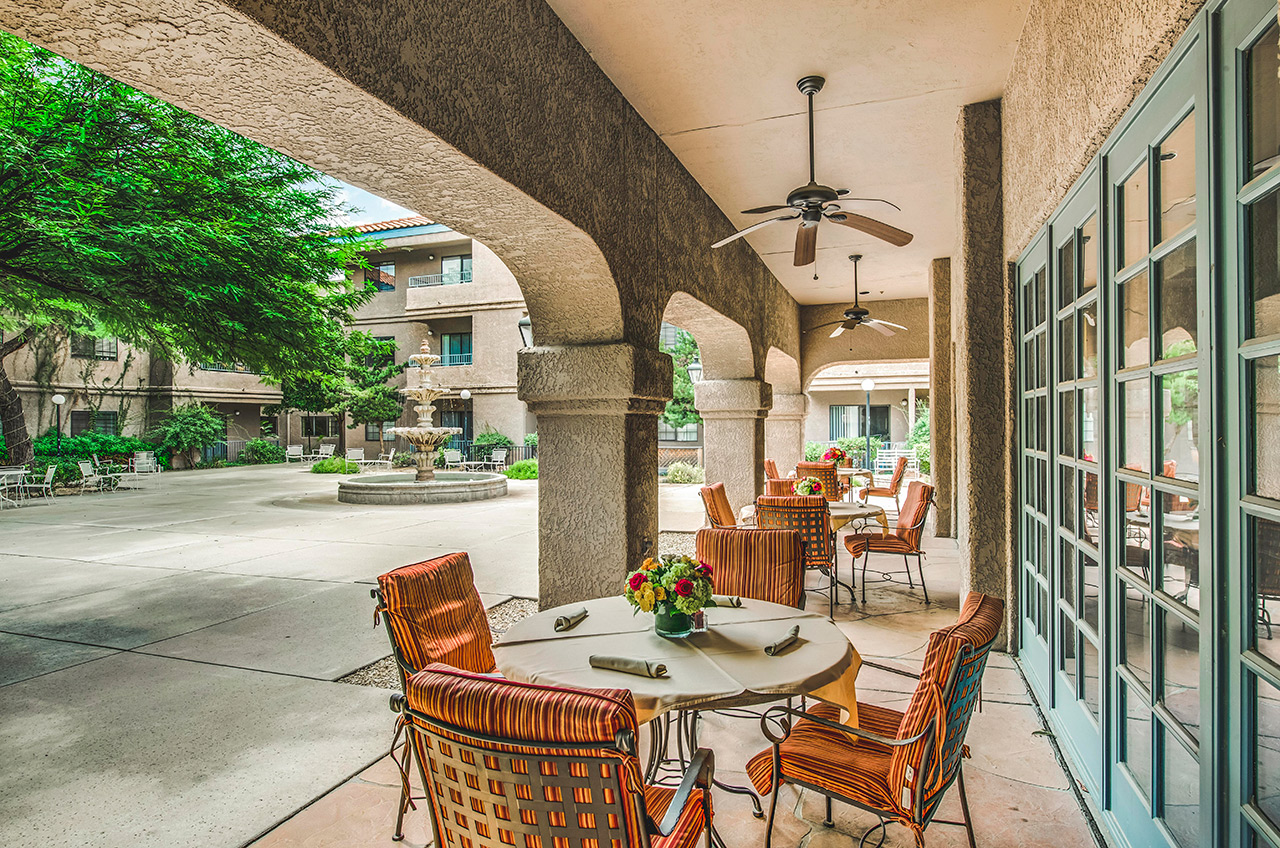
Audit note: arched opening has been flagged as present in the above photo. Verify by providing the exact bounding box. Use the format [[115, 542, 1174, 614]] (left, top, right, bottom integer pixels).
[[804, 359, 929, 475], [764, 346, 805, 475]]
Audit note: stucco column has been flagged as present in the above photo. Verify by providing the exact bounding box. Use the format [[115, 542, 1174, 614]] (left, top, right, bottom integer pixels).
[[929, 257, 955, 538], [764, 391, 807, 478], [694, 379, 772, 516], [518, 343, 672, 609], [952, 100, 1015, 647]]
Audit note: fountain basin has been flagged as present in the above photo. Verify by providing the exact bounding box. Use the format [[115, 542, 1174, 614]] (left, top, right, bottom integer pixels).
[[337, 471, 508, 505]]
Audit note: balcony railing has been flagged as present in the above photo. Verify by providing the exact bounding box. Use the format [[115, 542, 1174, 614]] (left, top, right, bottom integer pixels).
[[436, 353, 473, 367], [408, 270, 473, 287]]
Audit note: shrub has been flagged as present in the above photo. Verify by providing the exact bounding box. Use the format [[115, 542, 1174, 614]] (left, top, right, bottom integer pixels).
[[523, 433, 538, 447], [31, 455, 82, 486], [29, 428, 167, 467], [238, 438, 286, 464], [148, 404, 226, 468], [663, 461, 705, 484], [914, 443, 931, 475], [471, 428, 515, 461], [311, 457, 360, 474], [504, 458, 538, 479], [393, 452, 416, 468], [839, 437, 880, 466]]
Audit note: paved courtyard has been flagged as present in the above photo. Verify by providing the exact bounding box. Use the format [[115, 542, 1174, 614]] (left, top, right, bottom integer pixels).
[[0, 465, 1098, 848]]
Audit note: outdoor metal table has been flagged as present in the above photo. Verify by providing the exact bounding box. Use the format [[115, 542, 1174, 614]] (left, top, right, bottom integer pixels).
[[829, 500, 889, 533]]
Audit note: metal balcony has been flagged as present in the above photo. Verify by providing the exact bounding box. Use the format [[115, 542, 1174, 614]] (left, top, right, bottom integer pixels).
[[407, 270, 473, 287]]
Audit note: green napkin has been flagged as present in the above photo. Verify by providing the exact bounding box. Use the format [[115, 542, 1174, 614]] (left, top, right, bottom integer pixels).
[[553, 607, 588, 632], [764, 624, 801, 656], [710, 595, 742, 608], [589, 654, 668, 678]]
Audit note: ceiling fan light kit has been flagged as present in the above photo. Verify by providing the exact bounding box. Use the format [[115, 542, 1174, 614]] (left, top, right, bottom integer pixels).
[[710, 75, 914, 264]]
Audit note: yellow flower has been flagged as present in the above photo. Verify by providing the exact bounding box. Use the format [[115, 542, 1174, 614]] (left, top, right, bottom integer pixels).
[[654, 586, 666, 600], [638, 590, 655, 612]]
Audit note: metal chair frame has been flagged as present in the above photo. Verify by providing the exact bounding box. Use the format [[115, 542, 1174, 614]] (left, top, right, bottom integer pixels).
[[755, 497, 850, 618], [853, 495, 935, 605], [391, 694, 715, 848], [758, 635, 996, 848]]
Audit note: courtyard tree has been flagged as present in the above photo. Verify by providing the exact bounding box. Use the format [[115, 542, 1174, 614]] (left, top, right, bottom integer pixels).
[[146, 403, 227, 469], [0, 32, 375, 464], [661, 328, 702, 432]]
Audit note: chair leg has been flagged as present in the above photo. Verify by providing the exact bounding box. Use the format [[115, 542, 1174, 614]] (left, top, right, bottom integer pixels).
[[393, 732, 413, 841], [918, 554, 930, 605], [764, 751, 782, 848], [957, 765, 977, 848], [904, 554, 914, 588], [824, 795, 834, 827], [861, 552, 869, 604]]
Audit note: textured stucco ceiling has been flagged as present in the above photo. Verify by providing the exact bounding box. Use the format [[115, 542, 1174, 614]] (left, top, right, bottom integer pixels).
[[546, 0, 1029, 304]]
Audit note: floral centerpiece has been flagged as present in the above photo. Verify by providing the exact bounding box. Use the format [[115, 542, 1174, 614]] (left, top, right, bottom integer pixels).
[[822, 445, 848, 465], [625, 554, 714, 638], [794, 476, 824, 496]]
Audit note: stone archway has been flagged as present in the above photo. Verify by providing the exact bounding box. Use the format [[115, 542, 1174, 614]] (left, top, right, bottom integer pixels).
[[764, 347, 805, 475]]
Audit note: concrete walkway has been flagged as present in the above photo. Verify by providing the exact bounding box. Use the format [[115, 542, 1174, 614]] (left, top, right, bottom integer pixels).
[[0, 463, 540, 848]]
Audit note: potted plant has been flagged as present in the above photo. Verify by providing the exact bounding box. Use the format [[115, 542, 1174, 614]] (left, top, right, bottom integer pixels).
[[822, 445, 850, 467], [794, 476, 824, 496], [624, 555, 714, 638]]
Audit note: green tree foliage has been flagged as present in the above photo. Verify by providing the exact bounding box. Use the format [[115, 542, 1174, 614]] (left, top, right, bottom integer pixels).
[[0, 32, 376, 464], [472, 427, 516, 462], [661, 329, 702, 429], [146, 404, 226, 468], [238, 438, 287, 464], [906, 399, 930, 447]]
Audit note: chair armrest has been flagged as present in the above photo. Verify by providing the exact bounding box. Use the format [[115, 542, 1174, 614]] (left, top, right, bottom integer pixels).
[[656, 747, 715, 837], [760, 705, 927, 750], [860, 659, 921, 680]]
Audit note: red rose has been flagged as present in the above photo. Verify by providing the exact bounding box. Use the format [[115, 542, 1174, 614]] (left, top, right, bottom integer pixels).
[[697, 561, 713, 576], [628, 572, 647, 591], [674, 578, 694, 597]]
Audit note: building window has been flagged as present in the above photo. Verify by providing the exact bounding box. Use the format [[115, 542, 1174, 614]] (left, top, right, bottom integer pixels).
[[302, 415, 340, 438], [659, 322, 682, 350], [440, 410, 473, 443], [828, 405, 889, 441], [658, 421, 699, 442], [365, 336, 396, 369], [70, 335, 118, 361], [69, 410, 119, 436], [439, 254, 473, 285], [438, 332, 473, 366], [365, 420, 397, 442], [368, 262, 396, 291], [199, 362, 258, 374]]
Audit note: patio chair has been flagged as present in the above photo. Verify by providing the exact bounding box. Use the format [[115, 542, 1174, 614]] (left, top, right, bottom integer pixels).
[[764, 458, 794, 481], [19, 466, 56, 502], [765, 478, 797, 496], [393, 665, 715, 848], [694, 526, 805, 608], [755, 494, 847, 617], [358, 447, 395, 471], [131, 451, 161, 474], [76, 460, 109, 494], [483, 447, 508, 471], [795, 461, 848, 501], [441, 448, 463, 469], [748, 592, 1004, 848], [285, 444, 305, 463], [0, 466, 26, 508], [858, 455, 909, 514], [699, 482, 738, 528], [315, 443, 336, 461], [844, 480, 935, 604], [372, 552, 499, 840]]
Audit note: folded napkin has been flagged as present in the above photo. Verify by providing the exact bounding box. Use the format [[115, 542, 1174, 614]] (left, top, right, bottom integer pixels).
[[710, 595, 742, 608], [764, 624, 801, 656], [553, 607, 589, 632], [589, 654, 668, 678]]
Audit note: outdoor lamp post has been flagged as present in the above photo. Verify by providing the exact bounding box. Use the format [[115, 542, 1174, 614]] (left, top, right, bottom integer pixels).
[[517, 315, 533, 348], [686, 358, 703, 384], [860, 378, 875, 470], [51, 394, 66, 456]]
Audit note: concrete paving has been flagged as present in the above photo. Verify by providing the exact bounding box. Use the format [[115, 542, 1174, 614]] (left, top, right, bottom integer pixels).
[[0, 464, 541, 848]]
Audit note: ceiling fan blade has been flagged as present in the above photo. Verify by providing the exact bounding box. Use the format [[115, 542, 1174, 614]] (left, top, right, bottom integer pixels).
[[804, 320, 844, 334], [741, 204, 792, 214], [794, 223, 817, 266], [825, 212, 914, 246], [829, 324, 846, 338], [711, 214, 799, 249], [837, 197, 903, 212], [866, 321, 895, 336], [867, 319, 909, 331]]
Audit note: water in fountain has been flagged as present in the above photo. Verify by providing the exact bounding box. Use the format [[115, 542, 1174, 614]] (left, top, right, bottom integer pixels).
[[387, 335, 461, 481]]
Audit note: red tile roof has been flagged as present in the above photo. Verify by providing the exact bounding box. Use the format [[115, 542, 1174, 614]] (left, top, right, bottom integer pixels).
[[351, 215, 435, 233]]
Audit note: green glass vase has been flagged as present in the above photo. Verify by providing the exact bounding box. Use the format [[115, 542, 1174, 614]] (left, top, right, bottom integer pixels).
[[653, 602, 693, 639]]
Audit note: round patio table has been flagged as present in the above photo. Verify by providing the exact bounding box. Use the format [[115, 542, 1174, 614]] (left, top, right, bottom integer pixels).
[[837, 466, 874, 502], [829, 500, 889, 533]]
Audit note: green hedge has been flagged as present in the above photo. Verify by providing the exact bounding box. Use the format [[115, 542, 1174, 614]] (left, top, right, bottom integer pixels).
[[804, 437, 881, 464], [238, 438, 286, 464], [311, 457, 359, 474], [503, 458, 538, 479], [662, 461, 705, 484], [471, 430, 515, 461], [24, 429, 168, 467]]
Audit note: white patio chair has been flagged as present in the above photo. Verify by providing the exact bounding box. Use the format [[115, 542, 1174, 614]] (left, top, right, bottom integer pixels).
[[315, 443, 336, 461], [441, 449, 463, 470], [359, 447, 395, 471], [20, 466, 56, 501], [0, 466, 26, 508], [77, 460, 107, 494], [345, 447, 365, 472], [131, 451, 162, 474], [483, 447, 508, 471], [285, 444, 305, 463]]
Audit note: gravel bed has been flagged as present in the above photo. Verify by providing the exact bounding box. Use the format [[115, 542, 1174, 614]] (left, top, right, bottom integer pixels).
[[339, 597, 539, 689], [658, 530, 696, 558]]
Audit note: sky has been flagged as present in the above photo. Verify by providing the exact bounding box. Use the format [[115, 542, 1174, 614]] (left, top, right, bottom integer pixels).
[[326, 180, 419, 226]]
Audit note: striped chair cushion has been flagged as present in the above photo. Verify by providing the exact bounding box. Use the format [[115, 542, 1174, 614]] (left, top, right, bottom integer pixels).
[[764, 459, 781, 480], [755, 495, 834, 570], [844, 533, 917, 557], [646, 784, 711, 848], [764, 478, 795, 496], [795, 461, 845, 501], [894, 481, 934, 550], [700, 482, 736, 527], [377, 552, 497, 675], [694, 527, 805, 607], [864, 456, 910, 497]]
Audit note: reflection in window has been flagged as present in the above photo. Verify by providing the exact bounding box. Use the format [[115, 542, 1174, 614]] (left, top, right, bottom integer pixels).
[[1059, 611, 1077, 690], [1162, 370, 1200, 481], [1158, 113, 1196, 242], [1082, 636, 1100, 717], [1161, 730, 1199, 848], [1256, 673, 1280, 830], [1124, 485, 1153, 581], [1082, 386, 1100, 461], [1082, 215, 1099, 292], [1255, 356, 1280, 500], [1059, 390, 1076, 458], [1060, 313, 1075, 381], [1081, 471, 1100, 547], [1158, 240, 1198, 357], [1081, 301, 1099, 379], [1122, 270, 1150, 368], [367, 262, 395, 291], [1122, 161, 1150, 269], [1251, 187, 1280, 339], [1249, 21, 1280, 177], [1160, 493, 1200, 610], [1161, 613, 1199, 740], [1254, 517, 1280, 667], [1121, 580, 1153, 687], [1081, 549, 1100, 631], [1124, 379, 1152, 473], [1123, 680, 1153, 800]]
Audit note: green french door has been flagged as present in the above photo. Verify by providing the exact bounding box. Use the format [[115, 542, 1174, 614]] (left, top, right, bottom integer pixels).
[[1222, 2, 1280, 846]]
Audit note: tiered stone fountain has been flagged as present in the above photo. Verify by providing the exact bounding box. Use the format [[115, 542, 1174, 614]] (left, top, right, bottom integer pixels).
[[336, 335, 508, 505]]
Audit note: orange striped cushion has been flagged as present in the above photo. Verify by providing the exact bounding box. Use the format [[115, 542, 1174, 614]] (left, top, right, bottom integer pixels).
[[376, 552, 497, 675], [700, 482, 736, 527], [694, 527, 805, 607], [645, 784, 711, 848], [894, 481, 934, 550], [844, 533, 918, 557], [764, 478, 794, 496], [764, 459, 782, 480]]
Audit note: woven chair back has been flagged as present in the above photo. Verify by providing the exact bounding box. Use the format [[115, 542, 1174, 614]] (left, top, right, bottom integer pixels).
[[755, 495, 834, 569], [795, 461, 842, 502]]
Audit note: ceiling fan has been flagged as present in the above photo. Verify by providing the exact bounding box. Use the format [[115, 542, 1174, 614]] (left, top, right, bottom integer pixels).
[[711, 75, 913, 267], [808, 255, 909, 338]]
